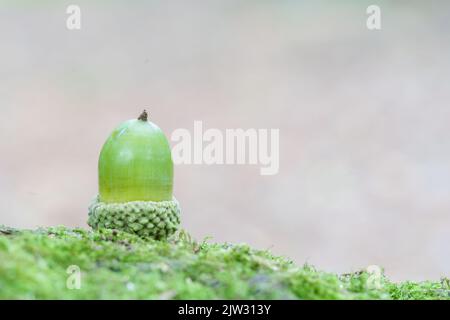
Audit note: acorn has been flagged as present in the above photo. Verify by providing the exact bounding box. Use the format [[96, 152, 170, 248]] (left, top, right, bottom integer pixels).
[[88, 110, 180, 240]]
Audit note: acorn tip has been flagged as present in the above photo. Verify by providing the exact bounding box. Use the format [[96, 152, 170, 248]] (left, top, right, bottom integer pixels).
[[138, 110, 148, 121]]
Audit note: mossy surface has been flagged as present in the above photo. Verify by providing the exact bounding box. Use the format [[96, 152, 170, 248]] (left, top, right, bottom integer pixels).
[[0, 225, 448, 300]]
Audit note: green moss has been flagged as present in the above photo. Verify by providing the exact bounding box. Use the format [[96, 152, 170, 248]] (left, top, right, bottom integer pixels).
[[0, 225, 448, 300]]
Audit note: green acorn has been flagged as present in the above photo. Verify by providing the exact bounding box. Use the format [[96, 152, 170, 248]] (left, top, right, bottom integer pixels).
[[88, 110, 180, 240]]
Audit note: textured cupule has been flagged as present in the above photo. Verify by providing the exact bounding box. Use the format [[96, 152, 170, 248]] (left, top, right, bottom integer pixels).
[[88, 195, 180, 240]]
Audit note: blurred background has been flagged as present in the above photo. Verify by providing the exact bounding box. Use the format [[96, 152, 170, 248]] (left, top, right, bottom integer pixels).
[[1, 0, 449, 281]]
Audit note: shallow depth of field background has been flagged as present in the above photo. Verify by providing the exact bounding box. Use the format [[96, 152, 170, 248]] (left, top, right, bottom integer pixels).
[[1, 1, 449, 281]]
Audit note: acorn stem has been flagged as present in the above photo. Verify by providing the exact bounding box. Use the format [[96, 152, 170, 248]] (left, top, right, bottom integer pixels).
[[138, 110, 148, 122]]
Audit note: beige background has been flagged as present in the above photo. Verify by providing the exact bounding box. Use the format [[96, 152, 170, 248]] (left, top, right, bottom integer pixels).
[[0, 1, 449, 281]]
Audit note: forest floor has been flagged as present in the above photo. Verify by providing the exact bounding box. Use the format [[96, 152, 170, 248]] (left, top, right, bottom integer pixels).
[[0, 226, 448, 299]]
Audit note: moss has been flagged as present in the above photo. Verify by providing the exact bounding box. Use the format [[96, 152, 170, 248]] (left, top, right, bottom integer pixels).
[[0, 225, 448, 300]]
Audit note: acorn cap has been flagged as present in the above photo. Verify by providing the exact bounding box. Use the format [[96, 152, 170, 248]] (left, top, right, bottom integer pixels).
[[88, 195, 180, 240]]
